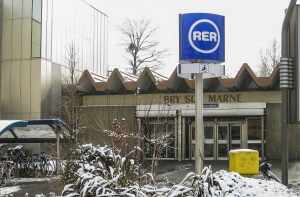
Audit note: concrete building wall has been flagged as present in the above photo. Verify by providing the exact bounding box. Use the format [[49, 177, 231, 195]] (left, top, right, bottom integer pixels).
[[1, 59, 42, 119], [80, 91, 300, 160], [83, 91, 282, 106], [265, 103, 300, 160], [0, 0, 42, 119], [79, 106, 137, 145], [0, 0, 108, 119], [265, 103, 281, 159]]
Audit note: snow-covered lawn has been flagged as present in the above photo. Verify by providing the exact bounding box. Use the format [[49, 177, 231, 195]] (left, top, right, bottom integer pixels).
[[58, 144, 300, 197], [207, 170, 297, 197], [2, 144, 298, 197], [0, 186, 21, 196]]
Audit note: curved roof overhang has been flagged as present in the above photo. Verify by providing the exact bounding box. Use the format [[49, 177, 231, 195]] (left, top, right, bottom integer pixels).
[[0, 119, 71, 143]]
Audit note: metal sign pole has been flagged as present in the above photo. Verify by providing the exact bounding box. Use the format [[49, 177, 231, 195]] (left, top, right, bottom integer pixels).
[[179, 13, 225, 174], [195, 72, 204, 173]]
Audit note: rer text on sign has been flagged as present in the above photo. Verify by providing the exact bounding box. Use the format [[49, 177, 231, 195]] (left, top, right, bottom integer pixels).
[[180, 13, 225, 63]]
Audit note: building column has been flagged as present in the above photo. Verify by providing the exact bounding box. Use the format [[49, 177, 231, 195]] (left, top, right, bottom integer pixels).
[[137, 118, 142, 160], [182, 117, 186, 160], [56, 127, 61, 175], [177, 110, 182, 161], [261, 116, 265, 157], [174, 114, 178, 159], [241, 118, 248, 149]]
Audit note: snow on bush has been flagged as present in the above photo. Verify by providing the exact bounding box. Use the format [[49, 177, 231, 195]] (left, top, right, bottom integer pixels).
[[61, 144, 297, 197]]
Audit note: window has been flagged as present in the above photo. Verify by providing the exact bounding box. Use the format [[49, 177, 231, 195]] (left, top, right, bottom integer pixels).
[[32, 0, 42, 22], [31, 0, 42, 58], [31, 20, 41, 57], [143, 118, 175, 159], [248, 117, 264, 156], [248, 118, 262, 140]]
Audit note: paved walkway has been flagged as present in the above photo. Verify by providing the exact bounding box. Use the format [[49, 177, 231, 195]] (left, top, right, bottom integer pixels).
[[0, 177, 62, 197]]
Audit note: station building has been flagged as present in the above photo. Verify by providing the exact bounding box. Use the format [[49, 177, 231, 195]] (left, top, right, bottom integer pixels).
[[77, 63, 300, 160], [0, 0, 108, 119]]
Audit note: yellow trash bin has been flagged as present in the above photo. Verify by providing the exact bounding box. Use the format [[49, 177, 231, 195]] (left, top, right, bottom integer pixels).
[[229, 149, 259, 175]]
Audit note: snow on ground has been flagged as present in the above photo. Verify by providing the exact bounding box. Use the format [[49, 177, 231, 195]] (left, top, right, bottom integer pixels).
[[0, 186, 21, 196], [210, 170, 298, 197], [0, 170, 299, 196], [0, 177, 62, 197]]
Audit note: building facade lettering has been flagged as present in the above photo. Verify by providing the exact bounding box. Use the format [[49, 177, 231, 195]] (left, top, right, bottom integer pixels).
[[163, 94, 241, 105], [208, 94, 241, 103]]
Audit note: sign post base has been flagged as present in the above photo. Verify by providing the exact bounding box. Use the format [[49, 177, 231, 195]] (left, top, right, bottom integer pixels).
[[195, 73, 204, 174]]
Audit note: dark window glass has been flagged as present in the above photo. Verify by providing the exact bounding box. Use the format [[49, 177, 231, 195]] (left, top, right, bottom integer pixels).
[[204, 126, 214, 139], [248, 118, 262, 140], [31, 20, 41, 57], [218, 144, 229, 157], [142, 118, 175, 159], [191, 126, 195, 140], [218, 126, 228, 140], [248, 143, 262, 156], [230, 143, 241, 150], [32, 0, 42, 22], [204, 144, 214, 158], [231, 125, 241, 140]]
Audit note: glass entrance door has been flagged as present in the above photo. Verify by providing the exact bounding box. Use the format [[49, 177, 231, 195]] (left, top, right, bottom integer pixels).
[[190, 121, 195, 160], [217, 124, 229, 160], [217, 122, 242, 160], [204, 123, 215, 160], [230, 123, 242, 150], [189, 122, 215, 160], [184, 119, 244, 160]]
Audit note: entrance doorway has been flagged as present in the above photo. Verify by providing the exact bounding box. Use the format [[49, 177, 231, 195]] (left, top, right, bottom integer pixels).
[[184, 119, 244, 160], [217, 122, 242, 160]]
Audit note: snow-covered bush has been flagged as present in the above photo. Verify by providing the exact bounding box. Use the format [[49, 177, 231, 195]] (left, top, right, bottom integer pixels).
[[61, 144, 145, 196], [61, 144, 297, 197]]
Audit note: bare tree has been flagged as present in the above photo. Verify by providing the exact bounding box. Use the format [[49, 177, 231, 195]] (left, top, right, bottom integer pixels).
[[119, 19, 167, 75], [61, 42, 80, 142], [259, 38, 280, 77]]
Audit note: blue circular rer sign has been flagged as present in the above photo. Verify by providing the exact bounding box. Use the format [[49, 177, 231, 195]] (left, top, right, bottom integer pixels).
[[180, 13, 225, 63], [188, 19, 220, 54]]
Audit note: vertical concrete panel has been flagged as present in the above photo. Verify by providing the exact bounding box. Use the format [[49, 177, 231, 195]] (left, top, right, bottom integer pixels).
[[22, 0, 32, 18], [1, 61, 10, 117], [12, 0, 22, 19], [12, 19, 22, 59], [40, 59, 48, 115], [265, 103, 281, 159], [40, 61, 62, 118], [22, 19, 31, 59], [289, 125, 300, 159], [11, 61, 21, 118], [3, 0, 12, 19], [20, 60, 31, 119], [51, 63, 62, 116], [1, 19, 12, 60], [30, 59, 41, 119]]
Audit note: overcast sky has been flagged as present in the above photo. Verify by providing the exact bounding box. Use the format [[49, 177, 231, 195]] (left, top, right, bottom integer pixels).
[[89, 0, 290, 77]]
